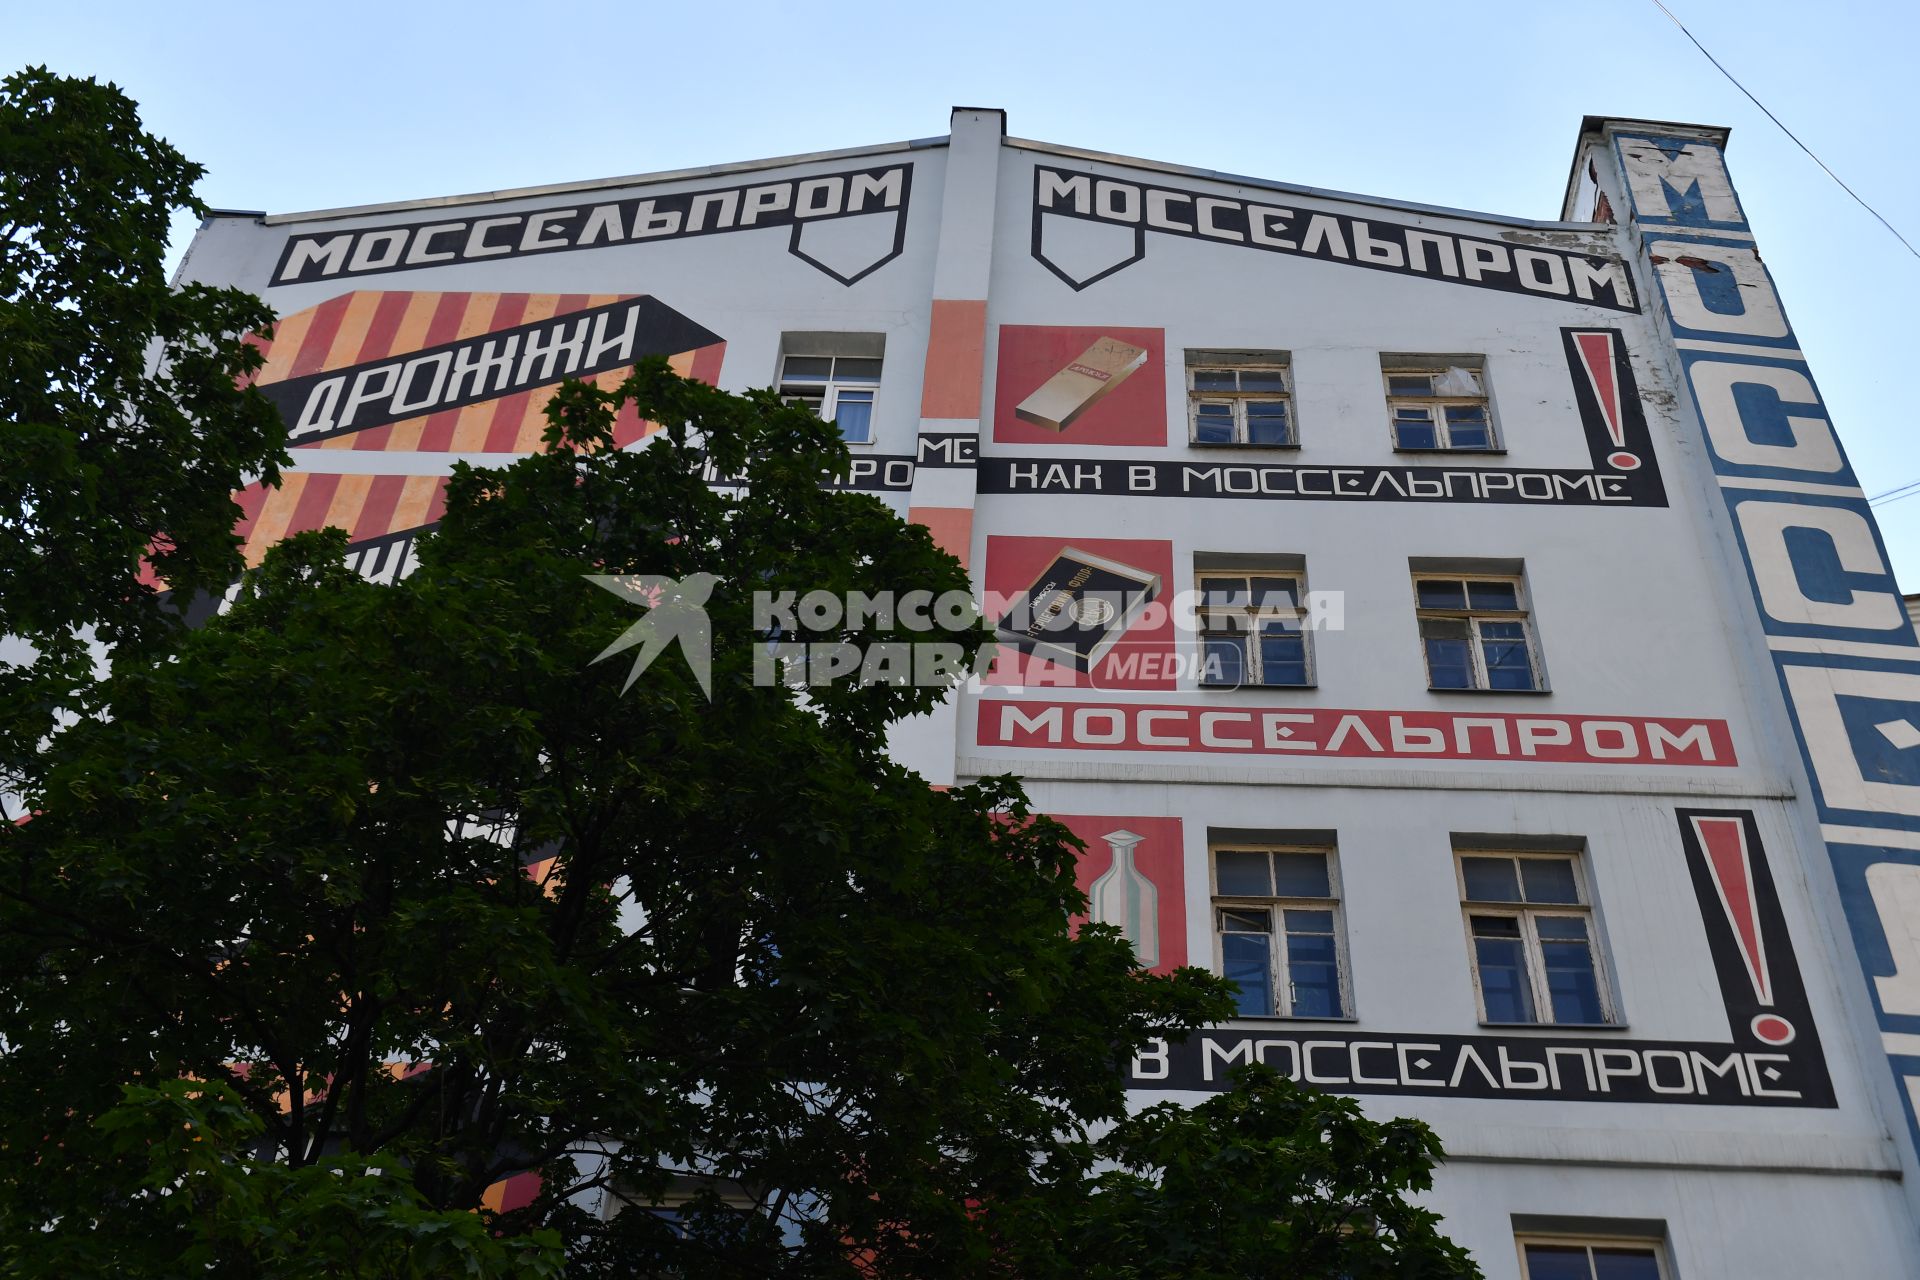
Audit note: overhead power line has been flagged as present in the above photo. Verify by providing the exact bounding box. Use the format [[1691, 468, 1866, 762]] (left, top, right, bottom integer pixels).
[[1870, 479, 1920, 504], [1649, 0, 1920, 263], [1872, 486, 1920, 511]]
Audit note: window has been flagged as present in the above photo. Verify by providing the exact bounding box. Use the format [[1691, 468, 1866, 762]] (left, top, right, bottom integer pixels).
[[1212, 844, 1349, 1018], [1414, 573, 1541, 691], [1458, 851, 1612, 1025], [1517, 1238, 1666, 1279], [777, 334, 884, 444], [1187, 351, 1294, 446], [1197, 566, 1311, 688], [1382, 359, 1495, 451]]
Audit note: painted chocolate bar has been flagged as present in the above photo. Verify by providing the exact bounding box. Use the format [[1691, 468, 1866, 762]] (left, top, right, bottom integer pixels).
[[1013, 337, 1148, 432]]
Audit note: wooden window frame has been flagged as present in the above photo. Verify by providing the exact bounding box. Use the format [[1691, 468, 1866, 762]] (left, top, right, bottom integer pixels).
[[1210, 844, 1353, 1020], [1457, 851, 1616, 1027], [1186, 353, 1296, 447]]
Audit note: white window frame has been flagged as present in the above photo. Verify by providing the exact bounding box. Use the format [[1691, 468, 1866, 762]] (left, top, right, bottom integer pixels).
[[1457, 851, 1615, 1027], [776, 351, 881, 445], [1413, 573, 1544, 692], [1210, 844, 1352, 1020], [1515, 1235, 1669, 1280], [1196, 568, 1313, 688], [1382, 362, 1497, 452], [1186, 352, 1295, 447]]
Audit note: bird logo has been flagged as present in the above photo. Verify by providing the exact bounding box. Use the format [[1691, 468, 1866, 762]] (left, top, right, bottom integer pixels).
[[585, 572, 718, 698]]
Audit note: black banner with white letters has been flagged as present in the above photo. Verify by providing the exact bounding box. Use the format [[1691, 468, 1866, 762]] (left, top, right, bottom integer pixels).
[[1131, 1028, 1830, 1107], [1030, 165, 1638, 311], [1131, 810, 1833, 1109]]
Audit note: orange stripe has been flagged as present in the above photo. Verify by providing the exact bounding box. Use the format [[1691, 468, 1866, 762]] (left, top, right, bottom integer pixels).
[[350, 292, 444, 452], [320, 473, 374, 534], [494, 294, 587, 453], [450, 295, 537, 451], [245, 477, 308, 565], [448, 401, 495, 453], [390, 475, 441, 532], [382, 413, 429, 452], [514, 384, 559, 454], [919, 299, 988, 419], [391, 291, 439, 359], [471, 295, 563, 453], [410, 293, 484, 453], [320, 291, 385, 374], [258, 305, 319, 383], [908, 506, 973, 567], [422, 293, 515, 452], [454, 291, 504, 340], [520, 295, 564, 328]]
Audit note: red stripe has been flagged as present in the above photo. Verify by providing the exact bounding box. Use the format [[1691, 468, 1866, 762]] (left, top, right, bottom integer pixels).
[[611, 396, 645, 448], [238, 330, 273, 388], [458, 295, 530, 453], [425, 291, 470, 344], [283, 472, 343, 539], [357, 290, 413, 364], [415, 293, 475, 452], [231, 480, 275, 545], [493, 1170, 542, 1214], [326, 292, 415, 451], [423, 479, 449, 526], [689, 341, 725, 387], [352, 475, 407, 542], [482, 295, 588, 454], [417, 413, 460, 454], [481, 390, 535, 453], [287, 294, 353, 380]]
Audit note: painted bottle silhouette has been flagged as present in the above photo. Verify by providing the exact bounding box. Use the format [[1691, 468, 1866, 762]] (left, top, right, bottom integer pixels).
[[1088, 829, 1158, 968]]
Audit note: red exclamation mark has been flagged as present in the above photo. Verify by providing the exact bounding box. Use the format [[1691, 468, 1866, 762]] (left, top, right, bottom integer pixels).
[[1573, 331, 1640, 472], [1692, 815, 1795, 1045]]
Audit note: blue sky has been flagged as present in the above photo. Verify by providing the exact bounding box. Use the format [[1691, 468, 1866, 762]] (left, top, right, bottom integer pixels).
[[12, 1, 1920, 582]]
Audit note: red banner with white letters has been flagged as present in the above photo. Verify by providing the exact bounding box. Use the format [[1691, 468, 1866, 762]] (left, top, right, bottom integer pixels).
[[978, 699, 1736, 767]]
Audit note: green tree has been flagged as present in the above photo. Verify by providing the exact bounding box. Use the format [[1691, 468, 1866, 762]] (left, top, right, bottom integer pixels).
[[0, 67, 1477, 1277], [0, 362, 1198, 1275], [1004, 1065, 1479, 1280], [0, 65, 286, 778], [0, 358, 1477, 1277]]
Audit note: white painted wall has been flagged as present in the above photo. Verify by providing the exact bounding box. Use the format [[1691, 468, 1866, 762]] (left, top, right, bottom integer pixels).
[[174, 109, 1920, 1274]]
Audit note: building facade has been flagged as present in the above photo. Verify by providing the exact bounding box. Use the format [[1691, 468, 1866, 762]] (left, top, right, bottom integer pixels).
[[177, 110, 1920, 1276]]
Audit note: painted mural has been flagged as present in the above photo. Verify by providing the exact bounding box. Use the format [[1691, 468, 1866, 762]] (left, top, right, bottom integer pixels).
[[1028, 163, 1640, 310], [1134, 809, 1832, 1108], [1053, 813, 1187, 974], [983, 535, 1176, 690], [980, 322, 1666, 506], [273, 163, 913, 288], [224, 290, 723, 584], [1613, 127, 1920, 1158]]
